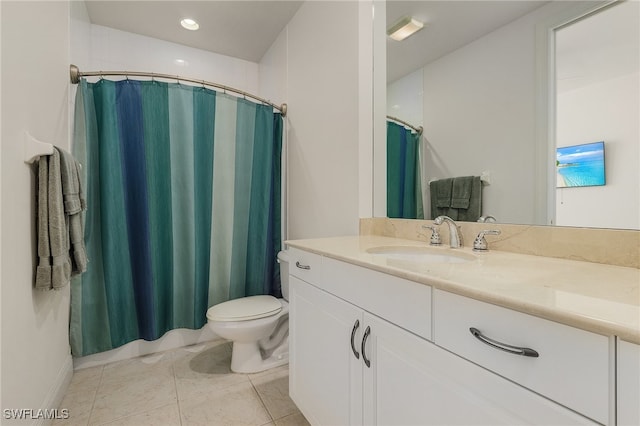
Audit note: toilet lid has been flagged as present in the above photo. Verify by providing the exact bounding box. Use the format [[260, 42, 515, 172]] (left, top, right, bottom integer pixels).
[[206, 295, 282, 322]]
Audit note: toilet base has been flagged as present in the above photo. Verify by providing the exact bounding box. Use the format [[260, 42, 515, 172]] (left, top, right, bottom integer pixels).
[[230, 338, 289, 374]]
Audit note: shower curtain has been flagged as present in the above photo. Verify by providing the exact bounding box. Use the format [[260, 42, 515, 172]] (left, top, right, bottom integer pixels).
[[387, 121, 423, 219], [70, 79, 283, 357]]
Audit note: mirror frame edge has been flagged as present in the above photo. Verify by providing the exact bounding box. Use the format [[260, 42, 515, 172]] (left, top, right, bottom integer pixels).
[[373, 0, 387, 218]]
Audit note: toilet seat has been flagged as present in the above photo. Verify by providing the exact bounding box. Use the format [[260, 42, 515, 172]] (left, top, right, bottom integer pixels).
[[207, 295, 282, 322]]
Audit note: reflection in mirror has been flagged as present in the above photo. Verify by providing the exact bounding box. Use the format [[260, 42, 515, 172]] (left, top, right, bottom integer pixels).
[[554, 1, 639, 229], [386, 115, 424, 219], [382, 1, 639, 230]]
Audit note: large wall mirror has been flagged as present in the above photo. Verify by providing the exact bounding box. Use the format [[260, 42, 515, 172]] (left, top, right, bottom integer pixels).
[[377, 0, 639, 230]]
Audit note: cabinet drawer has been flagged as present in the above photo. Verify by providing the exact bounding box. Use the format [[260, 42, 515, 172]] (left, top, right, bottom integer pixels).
[[434, 289, 610, 425], [323, 257, 432, 341], [288, 247, 323, 285]]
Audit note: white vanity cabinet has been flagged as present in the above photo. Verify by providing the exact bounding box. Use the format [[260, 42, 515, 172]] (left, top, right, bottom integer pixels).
[[617, 340, 640, 426], [289, 275, 363, 426], [289, 248, 600, 426]]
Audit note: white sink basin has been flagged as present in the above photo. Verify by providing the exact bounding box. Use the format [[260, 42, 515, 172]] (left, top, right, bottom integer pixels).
[[366, 246, 475, 264]]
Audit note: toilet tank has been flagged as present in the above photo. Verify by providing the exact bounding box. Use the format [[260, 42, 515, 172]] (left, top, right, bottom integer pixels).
[[277, 250, 290, 301]]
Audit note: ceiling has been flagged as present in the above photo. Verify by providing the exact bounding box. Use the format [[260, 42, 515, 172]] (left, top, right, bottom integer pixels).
[[85, 1, 303, 63]]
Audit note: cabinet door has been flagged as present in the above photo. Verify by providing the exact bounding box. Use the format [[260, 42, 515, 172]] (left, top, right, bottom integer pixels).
[[362, 313, 597, 426], [289, 276, 363, 426], [618, 340, 640, 426]]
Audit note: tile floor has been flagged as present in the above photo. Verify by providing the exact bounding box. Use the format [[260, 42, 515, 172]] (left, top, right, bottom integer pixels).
[[56, 340, 310, 426]]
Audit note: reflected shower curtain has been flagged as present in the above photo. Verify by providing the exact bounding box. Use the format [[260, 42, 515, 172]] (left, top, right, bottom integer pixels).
[[387, 121, 423, 219], [70, 79, 283, 357]]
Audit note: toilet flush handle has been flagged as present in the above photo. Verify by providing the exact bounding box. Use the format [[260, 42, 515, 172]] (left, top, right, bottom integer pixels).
[[295, 261, 311, 270]]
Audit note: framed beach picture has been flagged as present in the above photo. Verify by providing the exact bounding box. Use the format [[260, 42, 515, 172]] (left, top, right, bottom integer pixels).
[[556, 141, 606, 188]]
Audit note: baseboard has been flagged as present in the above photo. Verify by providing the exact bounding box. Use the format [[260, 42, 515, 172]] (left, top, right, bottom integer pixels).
[[32, 353, 73, 426]]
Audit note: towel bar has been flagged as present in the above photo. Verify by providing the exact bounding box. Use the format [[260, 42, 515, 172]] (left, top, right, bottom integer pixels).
[[428, 172, 491, 186], [24, 131, 54, 164]]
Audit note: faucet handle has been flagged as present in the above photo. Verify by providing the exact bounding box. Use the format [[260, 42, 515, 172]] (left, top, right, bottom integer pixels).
[[422, 225, 442, 246], [473, 229, 501, 252]]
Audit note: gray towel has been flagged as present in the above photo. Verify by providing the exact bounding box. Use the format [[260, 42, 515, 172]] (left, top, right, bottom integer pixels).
[[58, 148, 88, 275], [36, 150, 71, 290], [430, 178, 453, 219], [457, 176, 482, 222], [430, 176, 482, 221], [451, 176, 474, 209], [35, 148, 87, 290]]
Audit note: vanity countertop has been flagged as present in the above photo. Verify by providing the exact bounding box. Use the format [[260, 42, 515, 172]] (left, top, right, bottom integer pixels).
[[285, 235, 640, 344]]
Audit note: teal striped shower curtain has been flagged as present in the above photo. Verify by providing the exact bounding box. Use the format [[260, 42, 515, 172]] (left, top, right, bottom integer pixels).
[[387, 121, 423, 219], [70, 79, 283, 357]]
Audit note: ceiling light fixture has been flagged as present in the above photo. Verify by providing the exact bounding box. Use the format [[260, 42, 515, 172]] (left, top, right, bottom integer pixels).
[[180, 18, 199, 31], [387, 17, 424, 41]]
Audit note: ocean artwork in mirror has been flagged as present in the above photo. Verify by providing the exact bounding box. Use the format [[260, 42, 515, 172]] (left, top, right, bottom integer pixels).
[[556, 142, 605, 189]]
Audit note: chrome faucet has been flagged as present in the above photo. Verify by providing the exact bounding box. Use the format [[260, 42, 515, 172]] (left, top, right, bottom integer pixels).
[[433, 215, 463, 248], [477, 215, 497, 223]]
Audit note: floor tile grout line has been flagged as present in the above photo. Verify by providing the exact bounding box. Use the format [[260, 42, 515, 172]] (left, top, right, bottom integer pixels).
[[249, 374, 276, 423], [171, 349, 184, 426], [89, 349, 181, 426], [86, 365, 105, 426]]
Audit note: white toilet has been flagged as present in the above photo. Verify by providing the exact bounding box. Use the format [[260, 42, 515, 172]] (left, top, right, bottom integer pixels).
[[206, 250, 290, 373]]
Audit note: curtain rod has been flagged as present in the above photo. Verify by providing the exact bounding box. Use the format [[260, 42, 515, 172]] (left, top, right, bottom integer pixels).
[[387, 115, 423, 135], [69, 64, 287, 117]]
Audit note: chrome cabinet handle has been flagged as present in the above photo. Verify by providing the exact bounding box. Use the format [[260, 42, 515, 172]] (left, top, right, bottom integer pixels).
[[361, 326, 371, 368], [350, 320, 360, 359], [295, 261, 310, 270], [469, 327, 539, 358]]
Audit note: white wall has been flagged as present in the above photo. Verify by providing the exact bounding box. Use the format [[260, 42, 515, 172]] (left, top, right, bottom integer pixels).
[[265, 1, 367, 239], [1, 1, 73, 422], [556, 72, 639, 229], [71, 8, 259, 98], [420, 7, 544, 224], [387, 69, 423, 128]]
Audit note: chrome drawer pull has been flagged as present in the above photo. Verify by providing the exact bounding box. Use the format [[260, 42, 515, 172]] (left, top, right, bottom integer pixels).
[[361, 326, 371, 368], [350, 320, 360, 359], [469, 327, 539, 358], [295, 261, 311, 270]]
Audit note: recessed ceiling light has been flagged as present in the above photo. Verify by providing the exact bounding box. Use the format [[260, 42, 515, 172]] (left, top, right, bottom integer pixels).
[[180, 18, 199, 31], [387, 17, 424, 41]]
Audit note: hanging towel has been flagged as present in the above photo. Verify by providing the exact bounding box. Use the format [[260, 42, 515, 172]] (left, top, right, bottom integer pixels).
[[35, 148, 87, 290], [58, 148, 88, 275], [457, 176, 483, 222], [451, 176, 474, 209], [36, 150, 71, 289], [429, 178, 453, 219]]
